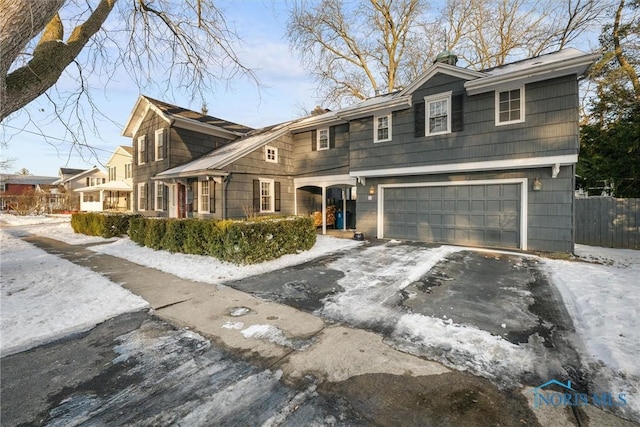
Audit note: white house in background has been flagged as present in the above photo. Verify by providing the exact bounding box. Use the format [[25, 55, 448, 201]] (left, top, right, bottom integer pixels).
[[73, 146, 134, 212]]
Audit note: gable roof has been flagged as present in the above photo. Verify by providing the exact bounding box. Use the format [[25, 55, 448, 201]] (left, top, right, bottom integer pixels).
[[59, 168, 87, 177], [56, 166, 106, 184], [122, 95, 254, 138], [153, 122, 294, 180], [106, 146, 133, 166]]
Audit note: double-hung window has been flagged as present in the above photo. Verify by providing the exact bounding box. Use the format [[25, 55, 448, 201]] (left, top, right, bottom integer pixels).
[[260, 178, 274, 212], [155, 129, 165, 160], [425, 92, 452, 136], [496, 86, 525, 125], [317, 128, 329, 150], [155, 181, 164, 211], [200, 181, 209, 212], [138, 135, 146, 164], [374, 114, 392, 142], [138, 182, 146, 210], [125, 163, 132, 179]]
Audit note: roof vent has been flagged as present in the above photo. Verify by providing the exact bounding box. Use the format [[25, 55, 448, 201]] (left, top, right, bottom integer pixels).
[[201, 102, 209, 115], [434, 50, 458, 66]]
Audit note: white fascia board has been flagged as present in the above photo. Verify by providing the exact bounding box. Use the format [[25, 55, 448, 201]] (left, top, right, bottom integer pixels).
[[400, 63, 486, 96], [337, 96, 412, 120], [152, 170, 229, 180], [122, 97, 172, 137], [289, 116, 347, 133], [350, 154, 578, 178], [105, 146, 132, 166], [294, 174, 357, 188], [464, 53, 600, 95]]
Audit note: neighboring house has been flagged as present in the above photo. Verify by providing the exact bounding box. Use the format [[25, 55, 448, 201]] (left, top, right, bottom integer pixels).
[[73, 146, 134, 212], [0, 174, 58, 211], [54, 167, 107, 211], [123, 48, 598, 253]]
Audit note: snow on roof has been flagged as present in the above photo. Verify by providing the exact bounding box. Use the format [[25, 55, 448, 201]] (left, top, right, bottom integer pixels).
[[73, 180, 133, 192], [0, 174, 59, 185], [155, 122, 293, 179], [482, 48, 589, 76]]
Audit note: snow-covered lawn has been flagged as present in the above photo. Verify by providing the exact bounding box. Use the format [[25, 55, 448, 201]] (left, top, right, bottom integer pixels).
[[1, 213, 638, 421]]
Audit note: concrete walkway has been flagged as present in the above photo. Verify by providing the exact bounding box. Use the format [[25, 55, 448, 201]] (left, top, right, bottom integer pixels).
[[21, 235, 639, 427]]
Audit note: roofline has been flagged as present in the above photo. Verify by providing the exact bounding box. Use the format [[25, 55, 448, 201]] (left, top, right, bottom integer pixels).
[[106, 146, 133, 166], [61, 166, 105, 183], [170, 115, 247, 138], [400, 62, 486, 96], [151, 170, 230, 180], [465, 52, 600, 95]]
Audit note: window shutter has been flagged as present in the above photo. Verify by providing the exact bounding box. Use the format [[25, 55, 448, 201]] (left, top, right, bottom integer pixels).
[[86, 177, 90, 186], [414, 102, 425, 137], [210, 182, 216, 213], [163, 185, 168, 211], [451, 94, 464, 132], [162, 129, 168, 159], [253, 179, 260, 213], [311, 130, 317, 151], [274, 182, 281, 212], [192, 181, 198, 213], [329, 126, 335, 149]]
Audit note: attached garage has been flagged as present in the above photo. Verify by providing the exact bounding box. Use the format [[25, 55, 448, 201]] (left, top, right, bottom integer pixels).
[[380, 180, 526, 249]]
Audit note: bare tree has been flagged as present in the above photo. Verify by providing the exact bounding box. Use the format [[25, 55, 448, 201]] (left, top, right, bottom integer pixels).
[[1, 0, 259, 129], [287, 0, 433, 106], [288, 0, 608, 106]]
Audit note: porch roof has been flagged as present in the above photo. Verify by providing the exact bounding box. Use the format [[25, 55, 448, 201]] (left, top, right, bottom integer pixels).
[[73, 180, 133, 192]]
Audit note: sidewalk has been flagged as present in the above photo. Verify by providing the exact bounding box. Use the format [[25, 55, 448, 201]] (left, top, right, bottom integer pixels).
[[22, 235, 638, 427]]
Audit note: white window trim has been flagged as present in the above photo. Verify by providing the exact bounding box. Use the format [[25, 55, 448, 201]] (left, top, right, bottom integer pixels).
[[155, 129, 165, 161], [155, 181, 164, 211], [138, 135, 146, 165], [424, 91, 452, 136], [265, 145, 278, 163], [495, 86, 525, 126], [317, 128, 330, 151], [374, 113, 392, 143], [199, 181, 210, 213], [259, 178, 275, 213], [137, 182, 146, 211]]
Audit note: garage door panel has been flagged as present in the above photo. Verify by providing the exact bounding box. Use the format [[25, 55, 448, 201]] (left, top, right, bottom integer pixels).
[[384, 183, 521, 249]]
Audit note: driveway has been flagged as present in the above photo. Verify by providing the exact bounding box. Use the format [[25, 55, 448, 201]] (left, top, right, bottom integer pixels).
[[225, 241, 582, 390]]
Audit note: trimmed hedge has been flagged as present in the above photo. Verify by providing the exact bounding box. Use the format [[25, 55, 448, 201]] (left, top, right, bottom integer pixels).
[[127, 216, 316, 264], [71, 213, 139, 238]]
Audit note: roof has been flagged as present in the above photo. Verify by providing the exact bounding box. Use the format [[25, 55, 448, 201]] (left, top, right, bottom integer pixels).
[[120, 146, 133, 155], [0, 174, 59, 185], [122, 95, 254, 138], [55, 166, 106, 184], [106, 146, 133, 166], [154, 122, 294, 180], [73, 180, 133, 193], [59, 168, 87, 176]]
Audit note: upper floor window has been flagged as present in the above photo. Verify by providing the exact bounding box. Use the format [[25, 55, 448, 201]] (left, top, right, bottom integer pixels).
[[125, 163, 132, 179], [425, 92, 452, 136], [86, 177, 105, 187], [155, 129, 165, 160], [265, 145, 278, 163], [108, 166, 116, 181], [496, 87, 525, 125], [374, 114, 392, 142], [138, 135, 146, 164], [317, 128, 330, 150]]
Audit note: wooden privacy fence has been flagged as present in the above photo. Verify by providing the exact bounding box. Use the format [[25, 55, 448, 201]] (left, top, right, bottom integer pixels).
[[575, 197, 640, 249]]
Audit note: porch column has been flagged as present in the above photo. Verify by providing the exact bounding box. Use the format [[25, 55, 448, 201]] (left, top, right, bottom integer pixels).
[[322, 186, 327, 235], [99, 190, 105, 211], [342, 186, 347, 230]]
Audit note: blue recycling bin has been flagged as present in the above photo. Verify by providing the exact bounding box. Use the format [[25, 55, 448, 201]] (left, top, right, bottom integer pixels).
[[336, 211, 344, 229]]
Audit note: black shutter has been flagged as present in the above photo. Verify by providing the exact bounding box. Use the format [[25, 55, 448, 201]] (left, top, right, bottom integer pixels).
[[329, 126, 335, 149], [192, 181, 198, 213], [210, 182, 216, 213], [145, 136, 149, 163], [451, 94, 464, 132], [311, 130, 317, 151], [414, 102, 425, 137], [253, 179, 260, 213], [86, 177, 90, 186], [163, 184, 168, 211], [162, 129, 168, 159], [147, 183, 151, 211], [274, 182, 281, 212]]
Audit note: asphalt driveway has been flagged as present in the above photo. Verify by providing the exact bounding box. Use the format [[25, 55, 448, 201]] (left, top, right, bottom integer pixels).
[[225, 241, 583, 390]]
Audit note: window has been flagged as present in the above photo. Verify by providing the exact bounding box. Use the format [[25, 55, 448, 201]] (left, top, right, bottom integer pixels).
[[138, 183, 146, 210], [155, 181, 164, 211], [496, 87, 524, 125], [1, 183, 6, 192], [425, 92, 452, 136], [265, 146, 278, 163], [108, 166, 116, 181], [260, 179, 274, 212], [317, 128, 329, 150], [374, 114, 392, 142], [155, 129, 165, 160], [200, 181, 209, 212], [138, 135, 146, 164], [125, 163, 132, 179]]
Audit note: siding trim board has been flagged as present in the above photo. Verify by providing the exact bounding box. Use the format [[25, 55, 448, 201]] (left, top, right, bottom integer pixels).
[[351, 154, 577, 178], [377, 178, 528, 250]]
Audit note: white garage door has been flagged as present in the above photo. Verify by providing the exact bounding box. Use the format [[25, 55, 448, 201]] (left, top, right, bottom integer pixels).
[[383, 183, 521, 248]]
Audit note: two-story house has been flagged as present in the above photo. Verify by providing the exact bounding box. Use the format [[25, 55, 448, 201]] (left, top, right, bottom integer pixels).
[[123, 48, 598, 253]]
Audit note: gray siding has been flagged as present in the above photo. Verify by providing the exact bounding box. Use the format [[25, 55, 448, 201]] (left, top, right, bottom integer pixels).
[[350, 74, 580, 172], [355, 166, 575, 252], [292, 124, 350, 177]]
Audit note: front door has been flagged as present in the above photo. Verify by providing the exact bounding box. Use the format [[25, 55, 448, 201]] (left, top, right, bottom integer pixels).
[[169, 184, 187, 218]]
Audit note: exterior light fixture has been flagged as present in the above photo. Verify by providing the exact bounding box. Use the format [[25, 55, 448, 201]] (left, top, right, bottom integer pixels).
[[369, 185, 376, 195], [532, 178, 543, 191]]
